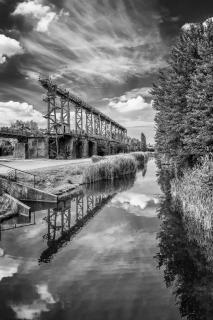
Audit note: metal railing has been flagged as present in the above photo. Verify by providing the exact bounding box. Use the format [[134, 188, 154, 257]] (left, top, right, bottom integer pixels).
[[0, 163, 37, 188]]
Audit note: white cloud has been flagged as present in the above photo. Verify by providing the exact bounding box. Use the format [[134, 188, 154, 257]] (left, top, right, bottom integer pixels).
[[12, 302, 49, 320], [36, 284, 56, 304], [111, 192, 159, 217], [0, 34, 23, 63], [0, 101, 46, 128], [0, 255, 20, 281], [36, 11, 56, 32], [13, 0, 57, 33], [109, 96, 151, 113], [11, 283, 56, 320]]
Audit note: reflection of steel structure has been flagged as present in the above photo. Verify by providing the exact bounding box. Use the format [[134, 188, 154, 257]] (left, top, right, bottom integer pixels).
[[40, 193, 114, 263]]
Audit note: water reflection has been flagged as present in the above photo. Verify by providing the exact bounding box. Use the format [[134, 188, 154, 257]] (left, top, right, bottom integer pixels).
[[0, 175, 136, 265], [40, 193, 115, 263], [156, 165, 213, 320], [0, 159, 184, 320]]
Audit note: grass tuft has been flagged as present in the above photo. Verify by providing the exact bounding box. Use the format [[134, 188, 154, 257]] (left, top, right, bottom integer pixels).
[[82, 154, 137, 184], [171, 155, 213, 231]]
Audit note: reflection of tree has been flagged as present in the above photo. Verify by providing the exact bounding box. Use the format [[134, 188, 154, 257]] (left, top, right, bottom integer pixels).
[[156, 167, 213, 320]]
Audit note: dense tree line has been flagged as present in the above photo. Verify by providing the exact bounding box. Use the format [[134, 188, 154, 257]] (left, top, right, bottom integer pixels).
[[152, 19, 213, 163]]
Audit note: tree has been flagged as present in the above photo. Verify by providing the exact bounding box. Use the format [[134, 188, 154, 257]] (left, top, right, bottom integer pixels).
[[11, 120, 39, 132], [140, 132, 147, 151], [152, 21, 210, 163]]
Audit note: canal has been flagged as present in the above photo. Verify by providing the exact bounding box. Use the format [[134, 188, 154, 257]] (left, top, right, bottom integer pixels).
[[0, 158, 182, 320]]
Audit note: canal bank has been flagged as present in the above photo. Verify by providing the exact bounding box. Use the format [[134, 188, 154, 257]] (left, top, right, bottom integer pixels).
[[0, 152, 150, 221], [0, 158, 182, 320]]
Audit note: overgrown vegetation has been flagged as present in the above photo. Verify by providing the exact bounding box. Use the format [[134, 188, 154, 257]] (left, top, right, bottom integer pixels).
[[82, 154, 137, 184], [152, 19, 213, 164], [171, 155, 213, 230]]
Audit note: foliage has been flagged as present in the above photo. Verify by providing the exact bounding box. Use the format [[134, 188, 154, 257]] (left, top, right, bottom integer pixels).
[[140, 132, 147, 151], [171, 155, 213, 231], [130, 151, 148, 163], [152, 20, 213, 163], [11, 120, 40, 132], [0, 139, 14, 156], [156, 164, 213, 319], [82, 154, 137, 184]]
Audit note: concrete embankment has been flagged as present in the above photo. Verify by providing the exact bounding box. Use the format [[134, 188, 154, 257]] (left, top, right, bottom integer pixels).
[[0, 177, 57, 203], [0, 193, 30, 222]]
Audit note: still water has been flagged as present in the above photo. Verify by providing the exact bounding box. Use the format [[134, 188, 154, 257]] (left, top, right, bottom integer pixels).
[[0, 159, 182, 320]]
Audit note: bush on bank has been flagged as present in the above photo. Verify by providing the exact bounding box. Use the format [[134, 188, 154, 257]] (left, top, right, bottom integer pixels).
[[171, 156, 213, 230], [82, 154, 138, 184]]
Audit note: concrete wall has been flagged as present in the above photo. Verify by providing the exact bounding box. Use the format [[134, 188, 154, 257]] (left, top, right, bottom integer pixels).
[[13, 142, 26, 159], [27, 138, 48, 159], [0, 178, 58, 203], [13, 138, 48, 159]]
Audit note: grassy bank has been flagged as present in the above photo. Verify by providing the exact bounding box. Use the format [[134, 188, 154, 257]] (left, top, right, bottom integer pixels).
[[82, 154, 137, 184], [4, 152, 149, 194], [171, 156, 213, 230]]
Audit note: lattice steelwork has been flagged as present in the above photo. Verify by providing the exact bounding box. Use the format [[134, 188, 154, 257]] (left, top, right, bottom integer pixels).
[[87, 195, 95, 212], [105, 121, 111, 139], [86, 111, 93, 135], [60, 95, 71, 134], [100, 118, 106, 136], [94, 114, 100, 135], [39, 77, 132, 158], [75, 106, 83, 134], [39, 193, 117, 263], [43, 194, 108, 243], [76, 194, 84, 221]]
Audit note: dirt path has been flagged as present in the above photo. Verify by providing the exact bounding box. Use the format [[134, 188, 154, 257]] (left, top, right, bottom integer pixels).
[[0, 158, 91, 174]]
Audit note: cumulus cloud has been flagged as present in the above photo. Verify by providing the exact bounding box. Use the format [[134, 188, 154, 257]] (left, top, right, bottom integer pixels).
[[0, 255, 20, 281], [109, 95, 151, 113], [0, 34, 23, 63], [13, 0, 57, 32], [0, 101, 46, 127], [108, 87, 152, 113]]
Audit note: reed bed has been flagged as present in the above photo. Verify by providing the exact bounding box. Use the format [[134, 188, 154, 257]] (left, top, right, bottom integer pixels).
[[130, 151, 149, 163], [171, 155, 213, 231], [82, 154, 137, 184]]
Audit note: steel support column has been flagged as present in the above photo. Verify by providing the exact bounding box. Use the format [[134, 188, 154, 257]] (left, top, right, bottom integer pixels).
[[86, 111, 93, 135], [75, 106, 83, 134]]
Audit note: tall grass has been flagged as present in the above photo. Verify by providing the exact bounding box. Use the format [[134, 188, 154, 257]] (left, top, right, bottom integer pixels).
[[171, 155, 213, 231], [130, 151, 148, 163], [82, 154, 137, 184]]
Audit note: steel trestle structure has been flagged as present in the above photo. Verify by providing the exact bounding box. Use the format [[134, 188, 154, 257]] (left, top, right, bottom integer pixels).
[[39, 76, 142, 158]]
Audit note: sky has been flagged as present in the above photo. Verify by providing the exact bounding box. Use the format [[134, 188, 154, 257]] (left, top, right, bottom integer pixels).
[[0, 0, 213, 143]]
